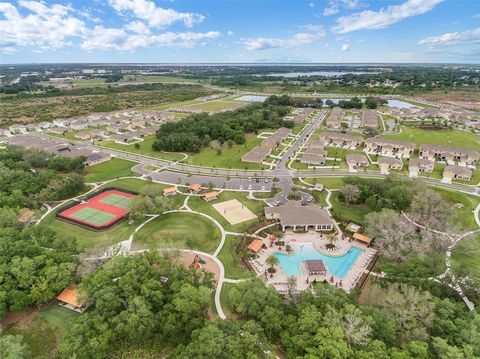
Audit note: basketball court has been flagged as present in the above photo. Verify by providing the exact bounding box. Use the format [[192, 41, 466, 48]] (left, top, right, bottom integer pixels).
[[212, 199, 257, 225]]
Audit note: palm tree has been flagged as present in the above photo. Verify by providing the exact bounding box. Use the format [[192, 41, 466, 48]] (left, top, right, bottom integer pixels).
[[265, 255, 279, 271], [326, 233, 338, 250]]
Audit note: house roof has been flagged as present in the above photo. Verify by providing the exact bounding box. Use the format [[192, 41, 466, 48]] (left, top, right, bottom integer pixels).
[[353, 233, 371, 244], [346, 154, 368, 165], [443, 165, 473, 177], [248, 239, 264, 252], [265, 203, 333, 227], [57, 286, 82, 308], [189, 183, 201, 191], [163, 187, 176, 194], [204, 191, 219, 199]]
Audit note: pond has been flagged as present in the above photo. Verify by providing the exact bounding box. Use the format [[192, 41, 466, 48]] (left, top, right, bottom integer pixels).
[[235, 95, 268, 102]]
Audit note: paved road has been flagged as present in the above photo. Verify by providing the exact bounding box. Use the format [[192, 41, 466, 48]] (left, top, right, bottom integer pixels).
[[36, 130, 480, 197]]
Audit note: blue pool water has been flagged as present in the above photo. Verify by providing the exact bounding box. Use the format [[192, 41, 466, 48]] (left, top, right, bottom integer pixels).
[[273, 243, 363, 279], [235, 95, 268, 102]]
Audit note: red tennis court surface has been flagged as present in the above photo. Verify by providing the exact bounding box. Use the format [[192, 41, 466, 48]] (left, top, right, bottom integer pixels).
[[57, 189, 136, 230]]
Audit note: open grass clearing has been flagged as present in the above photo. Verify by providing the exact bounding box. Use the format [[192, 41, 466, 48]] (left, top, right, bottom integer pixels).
[[185, 132, 269, 170], [84, 158, 135, 182], [97, 135, 185, 162], [217, 235, 253, 279], [133, 212, 221, 254], [330, 191, 372, 225], [380, 127, 480, 152], [432, 188, 480, 230], [188, 191, 264, 233], [3, 305, 78, 359], [188, 101, 246, 112]]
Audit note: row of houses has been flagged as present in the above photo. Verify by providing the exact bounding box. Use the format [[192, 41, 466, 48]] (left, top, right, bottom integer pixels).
[[309, 132, 479, 166], [1, 110, 174, 138], [6, 134, 111, 166], [287, 108, 315, 124], [241, 127, 292, 164]]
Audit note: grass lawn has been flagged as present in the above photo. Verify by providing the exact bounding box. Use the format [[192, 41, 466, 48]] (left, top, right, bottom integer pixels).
[[188, 191, 264, 232], [312, 190, 329, 207], [43, 179, 184, 252], [185, 132, 268, 170], [84, 158, 135, 182], [330, 191, 372, 225], [97, 135, 185, 161], [451, 234, 480, 302], [217, 235, 253, 279], [188, 101, 245, 112], [4, 305, 78, 358], [380, 127, 480, 152], [133, 212, 220, 254], [432, 188, 479, 230], [220, 282, 236, 319], [42, 206, 135, 252], [296, 177, 345, 189], [254, 187, 281, 199]]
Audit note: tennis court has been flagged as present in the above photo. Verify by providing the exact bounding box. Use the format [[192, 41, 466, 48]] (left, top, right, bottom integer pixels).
[[57, 189, 137, 230]]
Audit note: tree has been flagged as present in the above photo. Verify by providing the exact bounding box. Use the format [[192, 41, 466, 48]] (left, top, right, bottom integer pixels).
[[326, 233, 338, 250], [265, 255, 279, 271], [341, 184, 360, 207], [365, 97, 378, 109], [0, 335, 30, 359], [341, 305, 372, 346], [376, 283, 435, 345]]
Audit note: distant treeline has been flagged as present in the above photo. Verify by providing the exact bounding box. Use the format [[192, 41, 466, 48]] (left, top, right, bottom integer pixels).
[[152, 97, 293, 152]]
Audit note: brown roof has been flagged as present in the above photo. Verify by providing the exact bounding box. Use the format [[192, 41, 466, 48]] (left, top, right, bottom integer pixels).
[[265, 203, 333, 227], [305, 259, 326, 273], [163, 187, 176, 194], [204, 191, 219, 199], [189, 183, 201, 191], [353, 233, 371, 244], [248, 239, 264, 252], [57, 286, 82, 308]]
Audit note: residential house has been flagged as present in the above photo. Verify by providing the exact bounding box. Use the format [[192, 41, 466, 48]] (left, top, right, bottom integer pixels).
[[74, 132, 91, 140], [300, 153, 327, 166], [70, 120, 88, 131], [49, 127, 69, 135], [378, 157, 403, 174], [361, 110, 379, 128], [8, 124, 27, 134], [442, 165, 472, 182], [364, 138, 415, 158], [163, 187, 177, 197], [419, 145, 479, 166], [188, 183, 202, 194], [85, 152, 111, 166], [408, 158, 434, 177], [326, 107, 344, 128], [53, 118, 69, 127], [346, 154, 369, 171], [318, 132, 364, 149], [203, 191, 219, 202], [241, 146, 271, 164]]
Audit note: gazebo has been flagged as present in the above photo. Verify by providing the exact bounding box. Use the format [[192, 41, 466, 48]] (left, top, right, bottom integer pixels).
[[305, 260, 327, 276]]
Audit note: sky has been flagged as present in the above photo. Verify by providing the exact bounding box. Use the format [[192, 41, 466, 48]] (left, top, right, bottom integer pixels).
[[0, 0, 479, 64]]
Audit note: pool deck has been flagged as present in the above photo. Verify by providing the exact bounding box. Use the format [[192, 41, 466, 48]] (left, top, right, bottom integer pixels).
[[250, 231, 377, 293]]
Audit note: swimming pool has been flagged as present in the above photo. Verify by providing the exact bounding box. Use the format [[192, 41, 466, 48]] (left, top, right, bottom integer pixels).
[[273, 243, 363, 279]]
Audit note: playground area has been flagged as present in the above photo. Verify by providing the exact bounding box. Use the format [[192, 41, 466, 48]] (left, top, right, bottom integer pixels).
[[56, 189, 136, 230], [180, 252, 220, 281], [213, 199, 257, 225]]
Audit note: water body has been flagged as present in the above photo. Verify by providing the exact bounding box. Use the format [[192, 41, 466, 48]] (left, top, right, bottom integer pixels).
[[386, 100, 420, 108], [273, 242, 363, 279], [235, 95, 268, 102]]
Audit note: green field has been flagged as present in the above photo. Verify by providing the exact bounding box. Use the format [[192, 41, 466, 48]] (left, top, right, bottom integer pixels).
[[188, 191, 264, 232], [295, 176, 346, 189], [133, 212, 221, 253], [220, 282, 236, 319], [188, 101, 245, 112], [330, 191, 372, 225], [217, 235, 253, 279], [381, 127, 480, 152], [4, 305, 78, 358], [84, 158, 135, 182], [98, 135, 185, 162], [432, 188, 480, 230], [185, 132, 269, 170]]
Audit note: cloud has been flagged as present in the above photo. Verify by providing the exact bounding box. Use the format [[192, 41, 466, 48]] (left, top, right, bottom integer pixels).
[[341, 43, 350, 51], [227, 30, 234, 36], [323, 0, 363, 16], [309, 2, 315, 8], [0, 1, 218, 53], [332, 0, 443, 33], [243, 26, 325, 50], [108, 0, 204, 28], [417, 28, 480, 59]]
